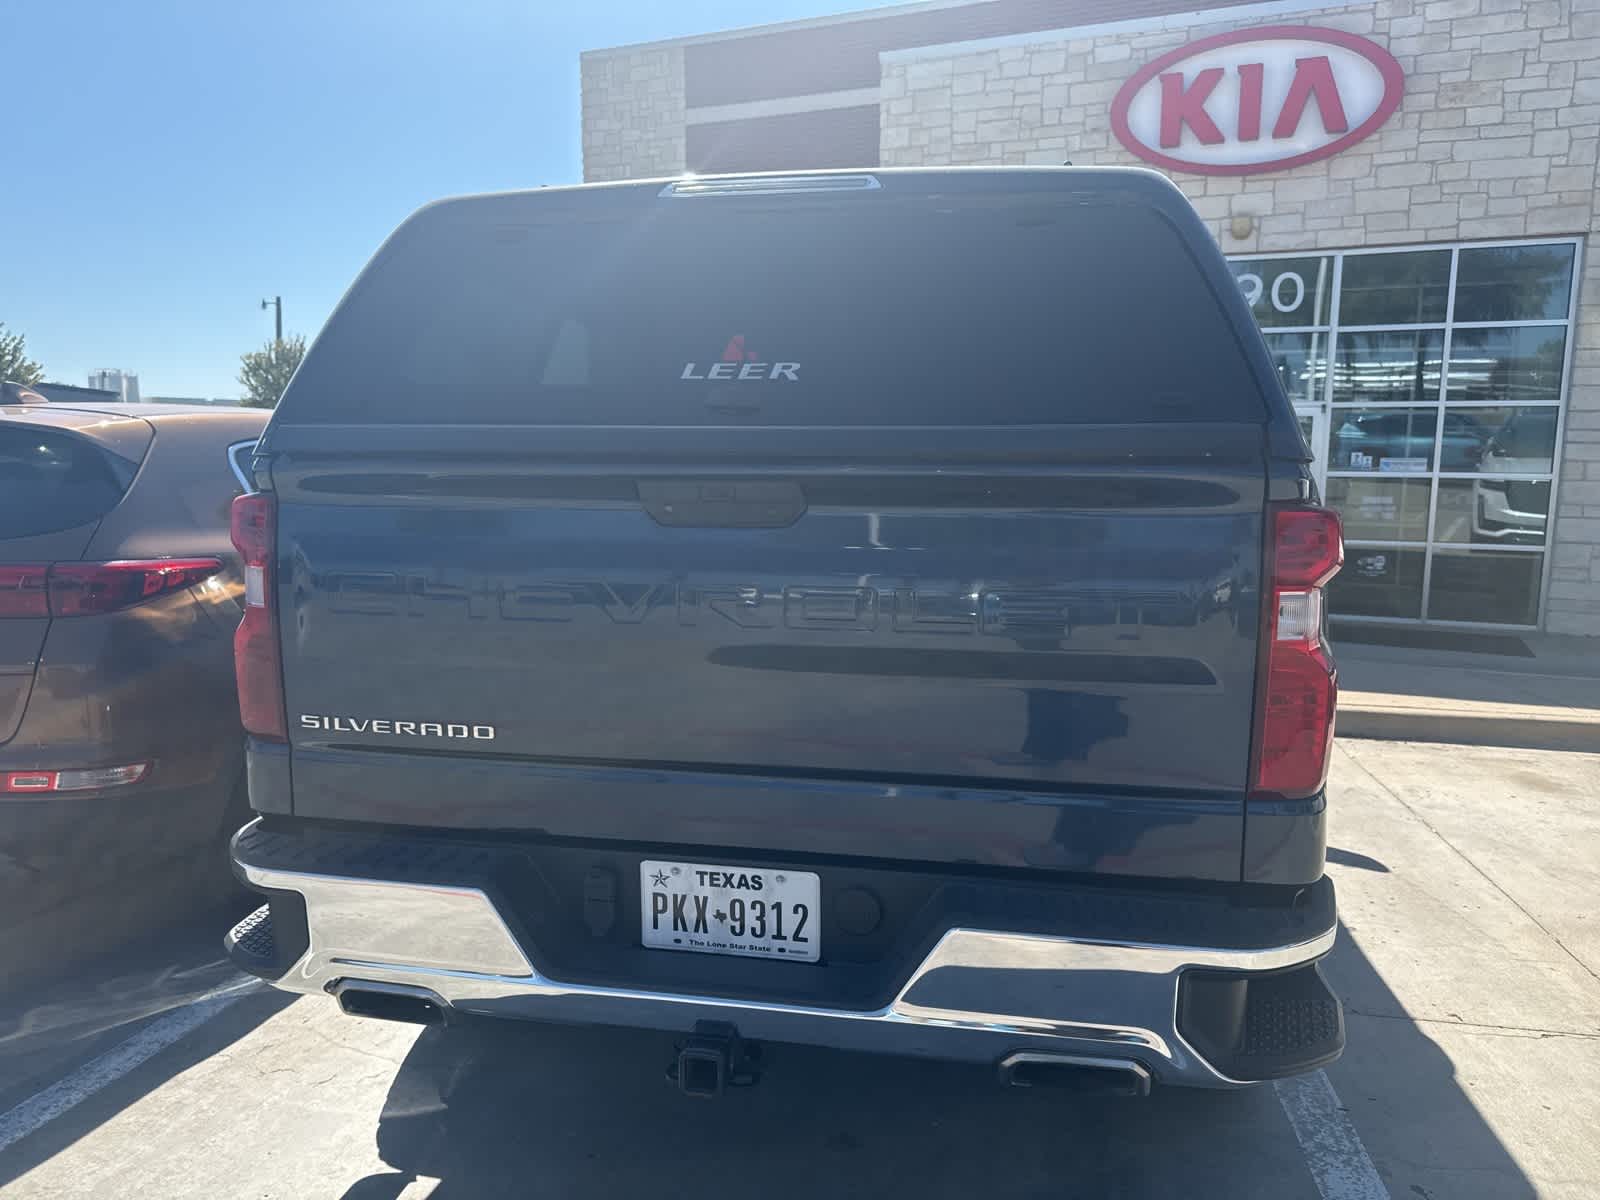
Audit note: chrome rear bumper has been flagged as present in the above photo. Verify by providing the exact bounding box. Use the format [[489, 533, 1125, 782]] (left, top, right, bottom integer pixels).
[[233, 854, 1338, 1089]]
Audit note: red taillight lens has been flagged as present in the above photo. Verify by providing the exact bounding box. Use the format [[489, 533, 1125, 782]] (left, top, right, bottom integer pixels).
[[47, 560, 223, 616], [1251, 506, 1344, 800], [0, 561, 221, 617], [231, 493, 286, 741], [0, 566, 49, 618], [231, 490, 273, 569], [1272, 508, 1345, 588], [1, 763, 149, 794], [2, 770, 57, 792]]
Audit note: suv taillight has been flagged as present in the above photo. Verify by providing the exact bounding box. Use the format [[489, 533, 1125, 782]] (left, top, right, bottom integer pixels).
[[230, 493, 287, 741], [1250, 506, 1344, 799], [0, 561, 222, 618], [0, 566, 48, 618]]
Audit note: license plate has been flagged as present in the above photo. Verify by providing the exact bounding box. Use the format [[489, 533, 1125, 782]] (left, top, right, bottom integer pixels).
[[640, 859, 820, 963]]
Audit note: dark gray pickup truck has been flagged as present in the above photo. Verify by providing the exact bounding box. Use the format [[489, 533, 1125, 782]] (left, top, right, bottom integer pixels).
[[225, 167, 1345, 1096]]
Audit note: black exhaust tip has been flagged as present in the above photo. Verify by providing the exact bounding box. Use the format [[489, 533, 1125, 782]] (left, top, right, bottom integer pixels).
[[998, 1052, 1152, 1097], [335, 984, 445, 1026]]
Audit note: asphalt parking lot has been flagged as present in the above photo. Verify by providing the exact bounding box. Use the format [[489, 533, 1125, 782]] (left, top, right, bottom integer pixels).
[[2, 738, 1596, 1200]]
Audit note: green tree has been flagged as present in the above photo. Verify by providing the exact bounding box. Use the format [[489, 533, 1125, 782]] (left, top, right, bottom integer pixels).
[[0, 323, 45, 385], [238, 334, 307, 408]]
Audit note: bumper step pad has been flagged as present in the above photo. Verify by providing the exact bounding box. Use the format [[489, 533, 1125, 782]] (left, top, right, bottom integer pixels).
[[227, 904, 276, 966], [1231, 964, 1345, 1078], [224, 891, 310, 980], [1179, 962, 1345, 1081]]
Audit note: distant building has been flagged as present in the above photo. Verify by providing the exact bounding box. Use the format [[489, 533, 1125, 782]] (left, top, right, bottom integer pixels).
[[33, 382, 122, 405], [87, 369, 140, 403]]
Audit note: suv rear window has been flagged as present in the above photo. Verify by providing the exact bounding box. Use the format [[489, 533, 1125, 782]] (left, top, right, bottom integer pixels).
[[279, 190, 1265, 427], [0, 425, 134, 540]]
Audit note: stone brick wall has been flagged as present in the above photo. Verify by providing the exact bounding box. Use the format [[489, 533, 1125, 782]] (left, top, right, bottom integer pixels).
[[581, 46, 687, 182], [880, 2, 1598, 245], [881, 0, 1600, 633]]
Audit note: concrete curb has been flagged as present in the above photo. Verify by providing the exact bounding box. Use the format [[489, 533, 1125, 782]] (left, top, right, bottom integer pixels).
[[1338, 690, 1600, 753]]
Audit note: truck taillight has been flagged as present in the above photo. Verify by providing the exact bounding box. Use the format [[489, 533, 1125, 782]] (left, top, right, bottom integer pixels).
[[231, 493, 287, 741], [1250, 506, 1343, 800]]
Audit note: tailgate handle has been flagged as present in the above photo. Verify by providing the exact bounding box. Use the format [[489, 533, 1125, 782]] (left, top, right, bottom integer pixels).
[[638, 481, 806, 528]]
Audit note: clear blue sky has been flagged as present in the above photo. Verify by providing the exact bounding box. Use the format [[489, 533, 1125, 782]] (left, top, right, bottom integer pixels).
[[5, 1, 903, 399]]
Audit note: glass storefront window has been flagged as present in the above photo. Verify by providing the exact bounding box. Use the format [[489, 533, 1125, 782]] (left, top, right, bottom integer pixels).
[[1427, 550, 1544, 625], [1332, 330, 1443, 405], [1454, 244, 1576, 323], [1326, 478, 1432, 542], [1329, 408, 1436, 473], [1435, 409, 1504, 473], [1263, 332, 1326, 406], [1348, 408, 1536, 474], [1434, 478, 1550, 547], [1229, 256, 1333, 328], [1441, 406, 1558, 473], [1338, 250, 1451, 325], [1230, 238, 1576, 628], [1329, 546, 1425, 618], [1445, 327, 1567, 405]]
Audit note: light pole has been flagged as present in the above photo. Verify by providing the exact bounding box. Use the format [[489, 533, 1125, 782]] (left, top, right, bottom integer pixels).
[[260, 296, 283, 342]]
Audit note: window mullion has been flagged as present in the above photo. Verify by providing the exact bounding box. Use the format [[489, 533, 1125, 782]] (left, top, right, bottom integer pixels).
[[1420, 248, 1460, 621]]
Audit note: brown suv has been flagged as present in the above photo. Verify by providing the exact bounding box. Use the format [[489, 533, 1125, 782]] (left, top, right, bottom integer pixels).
[[1, 395, 268, 921]]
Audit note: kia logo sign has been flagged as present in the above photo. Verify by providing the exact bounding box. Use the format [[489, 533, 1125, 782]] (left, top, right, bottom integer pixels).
[[1111, 26, 1404, 176]]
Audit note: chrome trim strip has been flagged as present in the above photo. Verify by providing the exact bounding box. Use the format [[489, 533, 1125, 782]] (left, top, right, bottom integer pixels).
[[263, 871, 534, 985], [240, 860, 1336, 1088], [226, 439, 258, 491], [659, 173, 882, 197]]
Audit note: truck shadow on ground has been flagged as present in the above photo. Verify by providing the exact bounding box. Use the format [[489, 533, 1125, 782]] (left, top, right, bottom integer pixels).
[[344, 922, 1534, 1200]]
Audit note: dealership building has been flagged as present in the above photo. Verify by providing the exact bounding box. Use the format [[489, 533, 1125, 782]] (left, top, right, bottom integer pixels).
[[581, 0, 1600, 637]]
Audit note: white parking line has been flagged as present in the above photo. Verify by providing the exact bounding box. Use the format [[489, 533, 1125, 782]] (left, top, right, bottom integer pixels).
[[1275, 1069, 1391, 1200], [0, 977, 260, 1156]]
